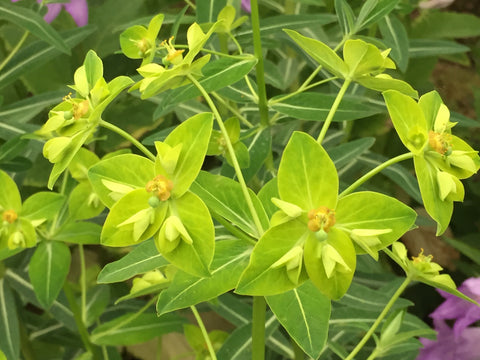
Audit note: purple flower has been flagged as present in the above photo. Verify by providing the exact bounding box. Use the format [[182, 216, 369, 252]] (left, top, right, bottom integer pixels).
[[241, 0, 251, 13], [417, 277, 480, 360], [12, 0, 88, 27], [417, 319, 480, 360], [430, 277, 480, 336]]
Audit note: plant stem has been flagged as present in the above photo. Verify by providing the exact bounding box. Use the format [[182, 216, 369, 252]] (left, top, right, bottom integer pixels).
[[187, 74, 265, 237], [0, 30, 29, 73], [252, 296, 266, 360], [250, 0, 269, 126], [99, 119, 156, 161], [317, 78, 351, 144], [190, 305, 217, 360], [338, 152, 414, 198], [211, 92, 254, 128], [78, 245, 87, 324], [344, 277, 412, 360], [63, 282, 102, 360], [269, 76, 337, 105]]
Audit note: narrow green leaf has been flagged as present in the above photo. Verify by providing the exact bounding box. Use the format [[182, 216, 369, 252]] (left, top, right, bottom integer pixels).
[[284, 29, 348, 78], [379, 15, 409, 72], [354, 0, 400, 32], [91, 312, 185, 346], [29, 241, 71, 309], [157, 240, 251, 315], [328, 137, 376, 169], [196, 0, 227, 23], [409, 39, 470, 58], [0, 279, 19, 360], [191, 171, 269, 238], [85, 285, 110, 327], [411, 11, 480, 39], [0, 2, 69, 53], [97, 239, 168, 283], [0, 90, 65, 124], [0, 26, 96, 90], [335, 0, 355, 36], [270, 93, 383, 122], [266, 281, 331, 359]]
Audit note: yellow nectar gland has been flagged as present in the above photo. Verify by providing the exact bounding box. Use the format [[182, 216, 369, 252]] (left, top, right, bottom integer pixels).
[[412, 248, 433, 264], [428, 130, 451, 155], [307, 206, 335, 232], [145, 175, 174, 201], [161, 36, 184, 64], [63, 93, 89, 120], [2, 209, 18, 224]]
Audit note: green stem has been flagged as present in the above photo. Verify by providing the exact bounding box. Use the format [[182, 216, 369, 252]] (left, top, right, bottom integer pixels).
[[211, 92, 254, 128], [317, 78, 351, 144], [78, 245, 87, 324], [63, 282, 102, 360], [338, 153, 414, 198], [0, 30, 29, 73], [366, 349, 380, 360], [250, 0, 269, 126], [269, 76, 337, 105], [344, 277, 412, 360], [252, 296, 266, 360], [190, 305, 217, 360], [187, 74, 265, 236], [99, 119, 155, 161]]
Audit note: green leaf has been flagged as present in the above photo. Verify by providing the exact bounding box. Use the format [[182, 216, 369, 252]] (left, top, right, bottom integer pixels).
[[0, 170, 22, 212], [157, 239, 251, 315], [0, 26, 96, 90], [354, 0, 400, 32], [284, 29, 348, 78], [52, 221, 101, 245], [91, 312, 185, 346], [196, 0, 227, 23], [191, 171, 269, 238], [278, 131, 338, 211], [84, 50, 104, 92], [383, 90, 427, 154], [85, 285, 110, 327], [335, 0, 355, 36], [411, 11, 480, 39], [21, 192, 65, 224], [266, 281, 330, 359], [88, 154, 155, 208], [102, 189, 167, 247], [156, 192, 214, 277], [29, 241, 71, 309], [236, 220, 309, 296], [270, 93, 383, 122], [98, 239, 168, 283], [336, 191, 417, 254], [153, 56, 256, 115], [379, 15, 409, 72], [414, 156, 452, 236], [0, 90, 65, 124], [409, 39, 470, 58], [304, 228, 356, 300], [0, 2, 69, 54], [328, 137, 376, 169], [0, 279, 19, 360], [159, 113, 213, 198]]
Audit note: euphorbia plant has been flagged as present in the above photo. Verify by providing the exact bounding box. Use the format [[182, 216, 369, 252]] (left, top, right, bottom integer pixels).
[[1, 1, 480, 360]]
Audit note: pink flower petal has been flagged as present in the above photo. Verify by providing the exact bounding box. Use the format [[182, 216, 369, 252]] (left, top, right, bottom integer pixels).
[[64, 0, 88, 27], [43, 3, 62, 24]]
